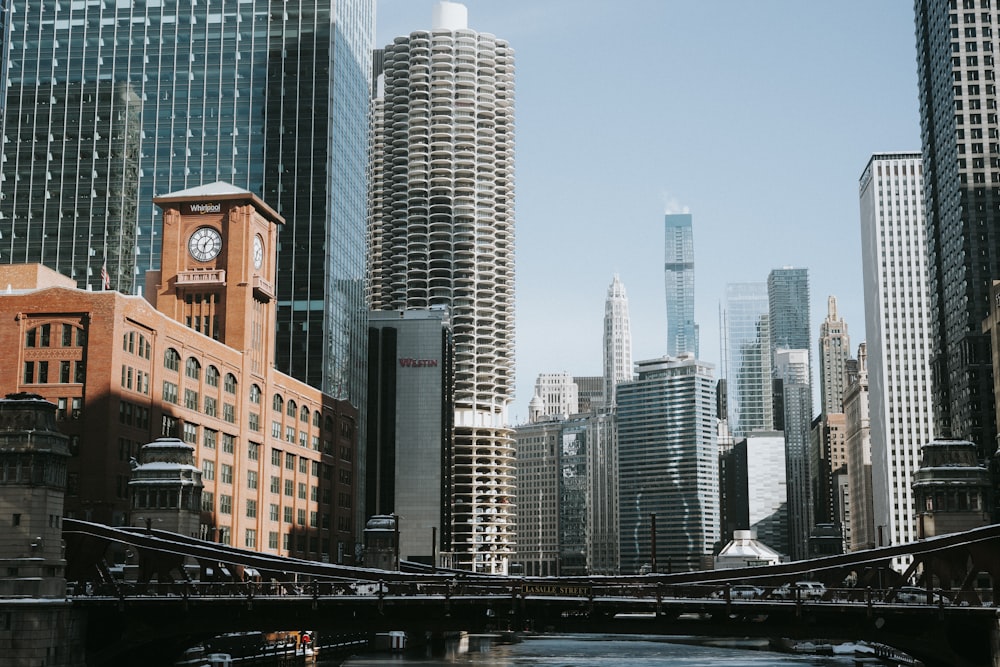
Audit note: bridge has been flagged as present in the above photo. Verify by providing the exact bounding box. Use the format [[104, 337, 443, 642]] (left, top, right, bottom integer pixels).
[[60, 519, 1000, 667]]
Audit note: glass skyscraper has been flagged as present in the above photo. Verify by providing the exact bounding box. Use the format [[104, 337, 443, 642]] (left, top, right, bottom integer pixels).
[[616, 356, 718, 574], [664, 213, 698, 358], [722, 282, 773, 438], [0, 0, 373, 407], [915, 3, 998, 453]]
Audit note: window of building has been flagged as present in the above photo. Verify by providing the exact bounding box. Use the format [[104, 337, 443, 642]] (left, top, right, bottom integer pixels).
[[272, 394, 284, 412], [206, 366, 220, 387], [221, 464, 233, 485], [162, 416, 178, 438], [247, 442, 259, 461], [204, 396, 217, 417], [248, 412, 260, 432], [202, 491, 214, 512], [271, 448, 282, 466], [250, 384, 261, 405], [269, 504, 279, 522], [285, 453, 295, 470], [203, 460, 215, 481], [300, 406, 309, 422], [203, 429, 217, 449], [185, 357, 201, 380], [224, 374, 237, 394], [164, 348, 180, 371], [270, 476, 280, 493], [223, 433, 235, 454], [184, 388, 199, 410], [247, 471, 258, 489], [223, 403, 235, 423], [283, 506, 293, 524], [246, 499, 257, 518], [219, 494, 232, 515], [268, 532, 278, 550], [284, 479, 293, 497], [162, 381, 178, 404], [286, 399, 297, 418]]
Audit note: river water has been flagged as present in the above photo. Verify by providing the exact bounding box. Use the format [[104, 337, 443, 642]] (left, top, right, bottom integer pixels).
[[334, 634, 860, 666]]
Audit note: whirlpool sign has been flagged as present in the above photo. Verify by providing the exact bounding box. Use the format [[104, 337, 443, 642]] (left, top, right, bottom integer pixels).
[[185, 202, 222, 214]]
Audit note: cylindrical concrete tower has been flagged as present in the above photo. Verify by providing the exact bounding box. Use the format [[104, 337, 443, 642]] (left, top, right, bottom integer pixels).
[[371, 2, 515, 573]]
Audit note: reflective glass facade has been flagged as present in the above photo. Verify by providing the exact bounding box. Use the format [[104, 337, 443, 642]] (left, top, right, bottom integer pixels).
[[664, 213, 698, 358], [0, 0, 373, 409], [616, 357, 718, 574], [722, 282, 773, 438]]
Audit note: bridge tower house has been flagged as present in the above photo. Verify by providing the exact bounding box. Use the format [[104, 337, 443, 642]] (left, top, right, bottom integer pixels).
[[0, 392, 85, 666], [129, 438, 204, 537]]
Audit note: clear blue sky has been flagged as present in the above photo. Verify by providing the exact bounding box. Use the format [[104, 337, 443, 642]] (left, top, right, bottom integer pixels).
[[376, 1, 921, 424]]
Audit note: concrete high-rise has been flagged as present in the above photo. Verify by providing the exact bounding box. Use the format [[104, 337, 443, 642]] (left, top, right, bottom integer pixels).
[[844, 346, 875, 551], [603, 275, 633, 408], [915, 4, 998, 453], [859, 152, 935, 557], [617, 356, 718, 573], [0, 0, 375, 405], [370, 2, 515, 573], [774, 348, 813, 560], [664, 213, 698, 358], [722, 283, 773, 438], [533, 372, 580, 420]]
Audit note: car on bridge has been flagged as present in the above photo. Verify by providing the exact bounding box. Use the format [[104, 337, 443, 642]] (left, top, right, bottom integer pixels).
[[771, 581, 826, 600], [709, 584, 764, 599], [894, 586, 951, 605]]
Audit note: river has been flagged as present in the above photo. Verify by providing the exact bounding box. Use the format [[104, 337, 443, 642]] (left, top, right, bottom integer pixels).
[[332, 634, 862, 666]]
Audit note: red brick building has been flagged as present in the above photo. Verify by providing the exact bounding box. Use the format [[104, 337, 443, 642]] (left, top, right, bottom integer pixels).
[[0, 183, 359, 562]]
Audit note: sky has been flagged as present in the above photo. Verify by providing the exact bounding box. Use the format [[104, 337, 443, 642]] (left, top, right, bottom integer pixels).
[[375, 1, 922, 424]]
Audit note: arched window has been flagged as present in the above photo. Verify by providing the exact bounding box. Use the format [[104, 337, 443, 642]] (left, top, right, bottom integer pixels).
[[312, 411, 321, 427], [272, 394, 284, 412], [185, 357, 201, 380], [300, 406, 309, 422], [206, 365, 220, 387], [164, 348, 180, 371], [250, 384, 262, 404], [224, 373, 237, 394], [286, 399, 297, 418]]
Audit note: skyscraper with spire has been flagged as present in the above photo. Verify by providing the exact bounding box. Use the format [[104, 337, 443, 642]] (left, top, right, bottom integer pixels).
[[603, 274, 634, 408], [664, 213, 699, 358], [819, 296, 851, 416], [369, 1, 515, 574]]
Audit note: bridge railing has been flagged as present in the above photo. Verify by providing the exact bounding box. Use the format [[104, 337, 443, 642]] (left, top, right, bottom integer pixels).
[[64, 578, 984, 609]]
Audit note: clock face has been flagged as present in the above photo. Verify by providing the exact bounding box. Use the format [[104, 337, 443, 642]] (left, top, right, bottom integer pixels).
[[253, 235, 264, 269], [188, 227, 222, 262]]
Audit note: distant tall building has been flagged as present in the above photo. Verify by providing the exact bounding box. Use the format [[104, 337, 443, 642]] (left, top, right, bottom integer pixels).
[[859, 152, 935, 557], [915, 5, 998, 453], [513, 418, 563, 576], [722, 283, 773, 438], [370, 2, 515, 573], [533, 372, 580, 420], [844, 347, 874, 551], [819, 296, 851, 415], [0, 0, 375, 404], [573, 376, 604, 415], [617, 357, 718, 573], [774, 349, 813, 560], [768, 268, 811, 349], [664, 213, 698, 358], [603, 275, 633, 408]]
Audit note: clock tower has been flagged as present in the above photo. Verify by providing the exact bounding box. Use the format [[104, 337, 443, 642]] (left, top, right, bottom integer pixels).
[[147, 182, 283, 377]]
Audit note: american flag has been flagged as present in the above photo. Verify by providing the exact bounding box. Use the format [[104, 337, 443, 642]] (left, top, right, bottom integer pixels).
[[101, 262, 110, 290]]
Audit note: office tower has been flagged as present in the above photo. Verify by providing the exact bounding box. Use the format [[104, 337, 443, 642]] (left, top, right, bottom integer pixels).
[[722, 283, 773, 438], [617, 357, 718, 573], [819, 296, 851, 415], [573, 376, 604, 415], [370, 2, 515, 573], [664, 213, 698, 358], [366, 309, 454, 564], [0, 0, 374, 405], [603, 274, 633, 407], [844, 348, 874, 551], [774, 348, 813, 560], [860, 152, 935, 557], [534, 372, 580, 419], [768, 268, 812, 353], [915, 4, 998, 453], [513, 419, 563, 576], [721, 432, 788, 556]]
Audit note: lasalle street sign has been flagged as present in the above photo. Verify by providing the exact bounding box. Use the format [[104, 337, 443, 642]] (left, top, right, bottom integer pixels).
[[399, 358, 438, 368]]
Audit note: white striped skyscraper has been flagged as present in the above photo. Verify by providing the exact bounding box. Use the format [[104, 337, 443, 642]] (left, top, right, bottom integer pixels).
[[369, 2, 515, 574], [603, 274, 633, 407], [859, 152, 934, 560]]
